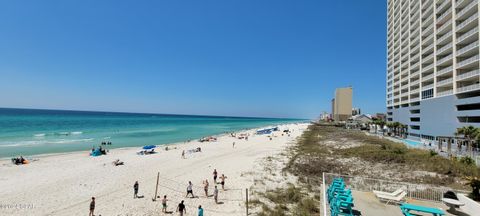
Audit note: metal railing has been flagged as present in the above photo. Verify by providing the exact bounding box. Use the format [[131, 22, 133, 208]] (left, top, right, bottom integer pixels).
[[457, 54, 479, 68], [457, 69, 480, 80], [323, 173, 462, 203], [457, 83, 480, 93], [457, 27, 478, 44]]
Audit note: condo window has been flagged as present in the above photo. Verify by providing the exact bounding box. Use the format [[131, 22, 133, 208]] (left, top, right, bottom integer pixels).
[[421, 89, 433, 99]]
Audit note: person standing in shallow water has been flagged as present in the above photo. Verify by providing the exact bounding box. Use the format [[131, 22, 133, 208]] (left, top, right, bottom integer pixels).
[[89, 197, 95, 216], [133, 181, 139, 198]]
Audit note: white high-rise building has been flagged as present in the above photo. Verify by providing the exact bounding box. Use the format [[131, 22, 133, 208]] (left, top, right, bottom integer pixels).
[[386, 0, 480, 141]]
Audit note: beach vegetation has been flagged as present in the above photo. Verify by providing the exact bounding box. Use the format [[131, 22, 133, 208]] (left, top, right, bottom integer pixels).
[[286, 125, 480, 188]]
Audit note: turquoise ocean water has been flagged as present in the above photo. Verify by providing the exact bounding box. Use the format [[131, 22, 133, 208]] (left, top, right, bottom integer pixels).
[[0, 108, 304, 158]]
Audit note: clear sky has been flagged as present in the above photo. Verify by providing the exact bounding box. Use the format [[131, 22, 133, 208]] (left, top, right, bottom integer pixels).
[[0, 0, 386, 119]]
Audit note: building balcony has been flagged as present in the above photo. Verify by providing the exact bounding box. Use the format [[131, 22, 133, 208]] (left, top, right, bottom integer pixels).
[[437, 53, 453, 66], [437, 77, 453, 86], [456, 0, 478, 20], [422, 43, 434, 54], [422, 63, 435, 73], [423, 53, 435, 63], [457, 83, 480, 93], [437, 43, 453, 55], [457, 26, 478, 44], [437, 30, 453, 45], [456, 12, 478, 33], [437, 89, 453, 97], [423, 73, 435, 82], [457, 54, 480, 69], [456, 40, 479, 57], [437, 65, 453, 76], [457, 69, 480, 81], [423, 83, 435, 90], [436, 0, 451, 14], [437, 9, 452, 25]]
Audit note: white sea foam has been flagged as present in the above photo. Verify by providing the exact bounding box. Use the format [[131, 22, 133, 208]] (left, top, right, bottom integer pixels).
[[70, 131, 83, 135], [0, 138, 94, 148], [34, 133, 46, 137]]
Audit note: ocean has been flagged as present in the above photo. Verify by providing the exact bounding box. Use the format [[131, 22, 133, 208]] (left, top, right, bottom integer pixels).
[[0, 108, 304, 158]]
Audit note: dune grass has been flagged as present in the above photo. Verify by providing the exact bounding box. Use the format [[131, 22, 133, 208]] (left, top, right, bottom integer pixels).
[[286, 124, 480, 187]]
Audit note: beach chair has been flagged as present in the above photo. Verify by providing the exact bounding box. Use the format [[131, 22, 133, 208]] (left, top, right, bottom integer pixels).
[[376, 191, 407, 204], [373, 188, 404, 197]]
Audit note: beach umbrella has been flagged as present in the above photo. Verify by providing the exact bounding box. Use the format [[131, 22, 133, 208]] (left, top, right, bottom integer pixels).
[[143, 145, 156, 150]]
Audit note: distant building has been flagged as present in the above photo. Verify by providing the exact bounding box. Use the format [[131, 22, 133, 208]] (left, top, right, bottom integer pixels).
[[346, 114, 372, 129], [332, 87, 353, 122], [352, 108, 361, 116], [374, 113, 386, 121]]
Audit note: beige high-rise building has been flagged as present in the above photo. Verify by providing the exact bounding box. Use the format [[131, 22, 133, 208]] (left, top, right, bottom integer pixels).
[[333, 87, 353, 122]]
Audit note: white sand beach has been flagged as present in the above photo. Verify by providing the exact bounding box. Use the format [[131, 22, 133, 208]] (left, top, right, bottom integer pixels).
[[0, 123, 308, 216]]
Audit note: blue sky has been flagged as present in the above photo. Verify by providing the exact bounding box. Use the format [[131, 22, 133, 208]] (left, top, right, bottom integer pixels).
[[0, 0, 386, 119]]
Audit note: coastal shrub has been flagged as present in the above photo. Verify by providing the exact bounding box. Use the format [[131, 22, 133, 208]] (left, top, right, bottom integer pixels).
[[460, 156, 475, 166], [466, 177, 480, 201], [289, 125, 480, 189], [294, 197, 319, 215]]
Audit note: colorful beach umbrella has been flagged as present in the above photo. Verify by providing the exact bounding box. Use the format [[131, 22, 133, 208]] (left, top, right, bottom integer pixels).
[[143, 145, 156, 150]]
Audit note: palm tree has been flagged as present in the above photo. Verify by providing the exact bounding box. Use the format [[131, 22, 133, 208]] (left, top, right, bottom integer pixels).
[[372, 119, 385, 134], [455, 126, 479, 157]]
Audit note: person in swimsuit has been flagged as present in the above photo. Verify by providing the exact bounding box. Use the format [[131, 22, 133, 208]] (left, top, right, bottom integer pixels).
[[133, 181, 139, 198], [213, 169, 218, 183], [89, 197, 95, 216], [213, 186, 219, 204], [186, 181, 194, 198], [220, 174, 227, 190], [161, 195, 168, 213], [177, 200, 186, 216], [203, 179, 209, 197]]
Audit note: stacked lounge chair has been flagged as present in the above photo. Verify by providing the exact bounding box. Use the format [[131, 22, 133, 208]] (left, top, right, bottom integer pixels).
[[373, 188, 407, 204], [327, 178, 355, 216]]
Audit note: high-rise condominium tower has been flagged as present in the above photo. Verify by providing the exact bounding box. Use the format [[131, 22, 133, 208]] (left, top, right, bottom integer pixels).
[[386, 0, 480, 141]]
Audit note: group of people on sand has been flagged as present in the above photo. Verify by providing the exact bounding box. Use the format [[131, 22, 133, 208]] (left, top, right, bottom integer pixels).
[[181, 147, 202, 159], [11, 156, 28, 165]]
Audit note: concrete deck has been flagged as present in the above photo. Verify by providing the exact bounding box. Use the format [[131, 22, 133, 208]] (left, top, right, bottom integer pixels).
[[323, 190, 472, 216]]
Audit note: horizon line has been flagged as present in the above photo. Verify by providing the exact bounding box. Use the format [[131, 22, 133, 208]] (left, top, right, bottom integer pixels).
[[0, 106, 309, 120]]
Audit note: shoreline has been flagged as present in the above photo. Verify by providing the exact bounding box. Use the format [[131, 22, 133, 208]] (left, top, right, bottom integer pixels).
[[0, 122, 309, 216], [0, 122, 304, 161]]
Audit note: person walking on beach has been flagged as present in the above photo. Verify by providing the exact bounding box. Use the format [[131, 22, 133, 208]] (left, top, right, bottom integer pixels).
[[203, 179, 209, 197], [161, 195, 168, 213], [186, 181, 194, 198], [232, 142, 235, 148], [181, 150, 185, 159], [213, 186, 219, 204], [213, 169, 218, 184], [89, 197, 95, 216], [198, 205, 204, 216], [177, 200, 186, 216], [220, 174, 227, 190], [133, 181, 139, 198]]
